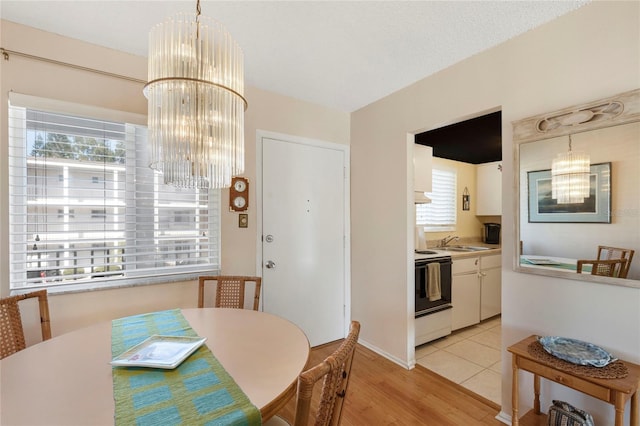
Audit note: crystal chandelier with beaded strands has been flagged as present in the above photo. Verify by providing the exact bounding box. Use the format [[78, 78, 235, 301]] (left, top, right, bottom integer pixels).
[[144, 0, 247, 189]]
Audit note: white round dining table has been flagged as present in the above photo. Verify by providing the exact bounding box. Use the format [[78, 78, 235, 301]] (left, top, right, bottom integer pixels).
[[0, 308, 310, 425]]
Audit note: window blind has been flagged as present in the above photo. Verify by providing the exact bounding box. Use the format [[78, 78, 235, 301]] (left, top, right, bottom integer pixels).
[[416, 168, 457, 231], [8, 104, 220, 291]]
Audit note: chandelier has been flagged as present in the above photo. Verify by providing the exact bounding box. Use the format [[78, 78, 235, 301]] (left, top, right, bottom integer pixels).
[[551, 135, 590, 204], [144, 0, 247, 189]]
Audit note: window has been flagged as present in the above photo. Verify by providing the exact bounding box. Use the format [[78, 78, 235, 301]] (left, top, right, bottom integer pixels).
[[8, 101, 220, 291], [57, 209, 75, 219], [90, 209, 107, 219], [416, 168, 457, 232]]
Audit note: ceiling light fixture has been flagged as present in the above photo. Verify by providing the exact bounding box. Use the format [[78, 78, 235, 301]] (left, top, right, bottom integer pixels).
[[144, 0, 247, 189], [551, 134, 590, 204]]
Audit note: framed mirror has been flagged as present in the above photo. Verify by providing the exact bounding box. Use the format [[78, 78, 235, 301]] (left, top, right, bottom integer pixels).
[[513, 89, 640, 285]]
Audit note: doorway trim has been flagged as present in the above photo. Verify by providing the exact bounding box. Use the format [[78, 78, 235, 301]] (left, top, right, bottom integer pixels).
[[255, 129, 352, 337]]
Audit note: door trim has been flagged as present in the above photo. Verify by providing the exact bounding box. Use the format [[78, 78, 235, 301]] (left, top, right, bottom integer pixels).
[[255, 130, 351, 337]]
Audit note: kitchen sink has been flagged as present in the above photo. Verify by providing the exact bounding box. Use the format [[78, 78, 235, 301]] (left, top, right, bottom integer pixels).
[[418, 246, 493, 254]]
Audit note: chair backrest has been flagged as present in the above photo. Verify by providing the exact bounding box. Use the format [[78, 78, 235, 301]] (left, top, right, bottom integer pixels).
[[597, 245, 635, 278], [0, 289, 52, 359], [293, 321, 361, 426], [577, 259, 627, 277], [198, 276, 262, 310]]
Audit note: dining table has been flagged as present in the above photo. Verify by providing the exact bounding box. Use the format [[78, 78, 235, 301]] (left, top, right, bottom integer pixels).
[[520, 254, 590, 273], [0, 308, 310, 425]]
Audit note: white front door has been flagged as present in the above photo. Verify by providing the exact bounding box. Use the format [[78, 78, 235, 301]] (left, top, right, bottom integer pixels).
[[259, 132, 349, 347]]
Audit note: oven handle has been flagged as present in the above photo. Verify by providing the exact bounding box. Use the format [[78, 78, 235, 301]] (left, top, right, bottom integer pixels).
[[416, 303, 452, 318]]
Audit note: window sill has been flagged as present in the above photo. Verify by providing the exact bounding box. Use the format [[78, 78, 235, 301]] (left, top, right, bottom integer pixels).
[[11, 271, 219, 296]]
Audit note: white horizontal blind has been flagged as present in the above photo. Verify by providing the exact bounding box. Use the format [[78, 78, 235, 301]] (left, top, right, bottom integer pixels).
[[416, 168, 456, 231], [8, 104, 220, 291]]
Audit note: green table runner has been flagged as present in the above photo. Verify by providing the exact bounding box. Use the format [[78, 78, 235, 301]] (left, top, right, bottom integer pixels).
[[112, 309, 261, 426]]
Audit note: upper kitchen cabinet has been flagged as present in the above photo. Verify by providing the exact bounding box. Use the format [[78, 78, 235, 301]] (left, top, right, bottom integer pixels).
[[414, 144, 432, 203], [476, 161, 502, 215]]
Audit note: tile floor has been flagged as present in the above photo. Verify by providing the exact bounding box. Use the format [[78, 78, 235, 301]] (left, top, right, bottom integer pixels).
[[416, 315, 502, 405]]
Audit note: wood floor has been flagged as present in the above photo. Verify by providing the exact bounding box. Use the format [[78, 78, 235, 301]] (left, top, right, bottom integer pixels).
[[275, 340, 506, 425]]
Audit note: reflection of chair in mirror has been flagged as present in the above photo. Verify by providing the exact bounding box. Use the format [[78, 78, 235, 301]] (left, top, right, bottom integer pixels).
[[577, 259, 627, 277], [0, 289, 52, 359], [596, 246, 635, 278], [198, 276, 262, 310]]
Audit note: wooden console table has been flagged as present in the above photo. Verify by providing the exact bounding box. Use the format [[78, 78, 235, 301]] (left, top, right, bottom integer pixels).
[[508, 335, 640, 426]]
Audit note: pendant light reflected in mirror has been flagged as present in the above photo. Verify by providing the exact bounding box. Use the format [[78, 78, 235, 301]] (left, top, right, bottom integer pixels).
[[551, 134, 590, 204]]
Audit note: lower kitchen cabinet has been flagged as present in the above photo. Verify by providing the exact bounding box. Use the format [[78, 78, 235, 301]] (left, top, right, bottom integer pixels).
[[480, 255, 501, 320], [451, 257, 481, 330], [451, 254, 501, 331]]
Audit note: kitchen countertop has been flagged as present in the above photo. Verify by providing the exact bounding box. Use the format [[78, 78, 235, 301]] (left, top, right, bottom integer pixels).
[[414, 243, 501, 260]]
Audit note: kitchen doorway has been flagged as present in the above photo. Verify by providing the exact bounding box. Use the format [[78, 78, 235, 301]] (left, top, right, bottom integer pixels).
[[412, 108, 503, 405], [257, 131, 350, 347]]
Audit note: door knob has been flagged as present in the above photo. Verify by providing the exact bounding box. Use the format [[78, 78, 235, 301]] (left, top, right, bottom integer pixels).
[[265, 260, 276, 269]]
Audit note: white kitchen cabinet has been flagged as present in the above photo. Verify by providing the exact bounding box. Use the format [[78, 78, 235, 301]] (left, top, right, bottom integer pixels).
[[451, 254, 502, 331], [476, 161, 502, 215], [451, 257, 480, 330], [479, 254, 501, 320]]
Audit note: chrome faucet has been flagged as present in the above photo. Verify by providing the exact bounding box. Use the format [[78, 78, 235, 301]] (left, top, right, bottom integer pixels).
[[440, 235, 459, 247]]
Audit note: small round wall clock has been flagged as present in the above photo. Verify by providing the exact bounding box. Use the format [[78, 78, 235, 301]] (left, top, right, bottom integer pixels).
[[229, 177, 249, 212]]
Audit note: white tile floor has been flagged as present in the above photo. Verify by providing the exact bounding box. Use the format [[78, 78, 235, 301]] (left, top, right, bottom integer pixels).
[[416, 316, 502, 405]]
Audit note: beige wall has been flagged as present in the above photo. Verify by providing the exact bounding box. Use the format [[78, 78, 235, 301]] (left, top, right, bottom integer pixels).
[[0, 21, 349, 336], [351, 2, 639, 423]]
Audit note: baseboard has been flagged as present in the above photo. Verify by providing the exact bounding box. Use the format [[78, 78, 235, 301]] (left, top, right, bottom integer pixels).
[[495, 410, 512, 425], [357, 338, 412, 369]]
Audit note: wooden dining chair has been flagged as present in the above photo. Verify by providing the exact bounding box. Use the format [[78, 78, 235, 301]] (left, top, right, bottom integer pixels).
[[198, 276, 262, 310], [264, 321, 361, 426], [597, 245, 635, 278], [0, 289, 52, 359], [577, 259, 627, 277]]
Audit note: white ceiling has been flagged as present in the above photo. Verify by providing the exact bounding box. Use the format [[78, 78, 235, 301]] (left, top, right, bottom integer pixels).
[[0, 1, 588, 112]]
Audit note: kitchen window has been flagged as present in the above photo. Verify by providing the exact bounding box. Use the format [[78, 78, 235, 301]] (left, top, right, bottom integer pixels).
[[416, 168, 456, 231], [8, 96, 221, 292]]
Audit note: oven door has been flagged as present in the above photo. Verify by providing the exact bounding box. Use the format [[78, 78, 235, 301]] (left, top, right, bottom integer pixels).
[[415, 256, 452, 317]]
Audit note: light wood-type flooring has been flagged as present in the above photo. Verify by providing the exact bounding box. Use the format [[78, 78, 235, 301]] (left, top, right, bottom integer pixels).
[[275, 340, 504, 425], [275, 337, 546, 425]]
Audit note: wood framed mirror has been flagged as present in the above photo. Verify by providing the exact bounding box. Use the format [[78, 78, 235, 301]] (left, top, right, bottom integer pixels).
[[513, 89, 640, 286]]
